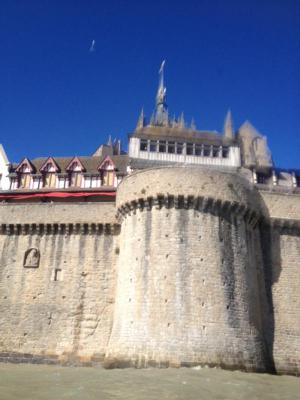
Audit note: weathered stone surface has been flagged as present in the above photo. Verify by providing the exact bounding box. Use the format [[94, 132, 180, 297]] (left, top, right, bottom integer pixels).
[[0, 167, 299, 375]]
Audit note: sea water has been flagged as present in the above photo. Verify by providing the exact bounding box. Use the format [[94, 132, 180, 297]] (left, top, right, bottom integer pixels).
[[0, 363, 299, 400]]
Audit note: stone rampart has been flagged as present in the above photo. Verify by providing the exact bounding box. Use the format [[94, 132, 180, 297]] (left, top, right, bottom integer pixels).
[[0, 201, 119, 365], [106, 167, 269, 371], [258, 189, 300, 375], [0, 202, 117, 225], [0, 171, 299, 375]]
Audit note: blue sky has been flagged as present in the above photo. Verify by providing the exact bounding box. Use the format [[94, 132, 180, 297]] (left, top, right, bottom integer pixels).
[[0, 0, 299, 168]]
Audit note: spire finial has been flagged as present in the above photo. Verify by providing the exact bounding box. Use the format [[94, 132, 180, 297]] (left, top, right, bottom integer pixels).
[[179, 112, 185, 129], [136, 108, 145, 129], [158, 60, 165, 91], [152, 60, 169, 126], [190, 118, 196, 130], [156, 60, 167, 107], [223, 109, 234, 140], [107, 135, 112, 146]]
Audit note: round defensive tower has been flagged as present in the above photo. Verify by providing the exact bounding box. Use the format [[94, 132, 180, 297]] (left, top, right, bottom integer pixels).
[[105, 166, 268, 371]]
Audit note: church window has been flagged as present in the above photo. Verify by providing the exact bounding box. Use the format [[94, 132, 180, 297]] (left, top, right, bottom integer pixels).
[[212, 146, 219, 157], [195, 145, 202, 156], [140, 139, 148, 151], [186, 143, 194, 155], [149, 140, 157, 152], [203, 145, 210, 157], [167, 141, 175, 154], [159, 141, 166, 153], [222, 147, 229, 158], [176, 142, 183, 154], [257, 173, 267, 184]]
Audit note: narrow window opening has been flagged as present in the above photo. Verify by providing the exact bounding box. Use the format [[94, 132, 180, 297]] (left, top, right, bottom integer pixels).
[[149, 140, 157, 152], [159, 141, 166, 153], [186, 143, 194, 155], [176, 142, 183, 154], [203, 145, 210, 157], [212, 146, 219, 157], [257, 173, 267, 184], [195, 145, 202, 156], [54, 268, 62, 282], [167, 141, 175, 154], [222, 147, 229, 158], [140, 139, 148, 151]]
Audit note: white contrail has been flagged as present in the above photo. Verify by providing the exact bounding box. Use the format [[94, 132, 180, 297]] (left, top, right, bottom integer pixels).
[[89, 40, 96, 52]]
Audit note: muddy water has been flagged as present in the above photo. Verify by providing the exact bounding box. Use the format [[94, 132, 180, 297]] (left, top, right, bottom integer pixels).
[[0, 364, 299, 400]]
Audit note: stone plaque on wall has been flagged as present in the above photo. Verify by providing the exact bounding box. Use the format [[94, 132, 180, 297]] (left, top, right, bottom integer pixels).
[[23, 248, 40, 268]]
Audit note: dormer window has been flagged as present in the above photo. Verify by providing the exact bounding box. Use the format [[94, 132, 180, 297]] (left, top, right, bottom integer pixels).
[[18, 166, 31, 189], [40, 158, 60, 189], [66, 158, 85, 188], [43, 164, 56, 188], [98, 156, 116, 187], [15, 158, 34, 189], [69, 170, 82, 187]]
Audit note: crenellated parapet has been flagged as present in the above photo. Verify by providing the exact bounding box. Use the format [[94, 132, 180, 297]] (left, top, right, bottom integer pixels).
[[117, 195, 260, 228], [0, 222, 120, 236], [116, 165, 265, 221]]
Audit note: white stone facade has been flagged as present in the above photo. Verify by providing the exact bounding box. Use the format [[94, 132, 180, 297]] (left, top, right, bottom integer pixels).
[[129, 137, 241, 168]]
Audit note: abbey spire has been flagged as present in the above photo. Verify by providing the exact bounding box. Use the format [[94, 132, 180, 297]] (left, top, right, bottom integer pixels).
[[152, 60, 169, 126], [136, 108, 145, 129], [223, 109, 234, 140]]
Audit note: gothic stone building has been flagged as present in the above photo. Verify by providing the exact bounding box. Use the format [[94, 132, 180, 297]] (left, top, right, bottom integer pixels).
[[0, 66, 299, 375]]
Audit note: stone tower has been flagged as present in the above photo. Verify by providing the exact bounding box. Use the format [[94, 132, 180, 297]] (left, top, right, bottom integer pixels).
[[105, 166, 269, 371]]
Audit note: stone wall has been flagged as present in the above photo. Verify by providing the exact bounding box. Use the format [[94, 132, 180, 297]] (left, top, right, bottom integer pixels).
[[259, 190, 300, 222], [0, 169, 300, 375], [257, 189, 300, 375], [0, 202, 117, 225], [0, 202, 118, 365], [106, 167, 269, 370]]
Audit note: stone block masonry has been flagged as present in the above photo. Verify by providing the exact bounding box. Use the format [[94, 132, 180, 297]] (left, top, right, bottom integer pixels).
[[0, 167, 299, 375], [0, 202, 118, 365]]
